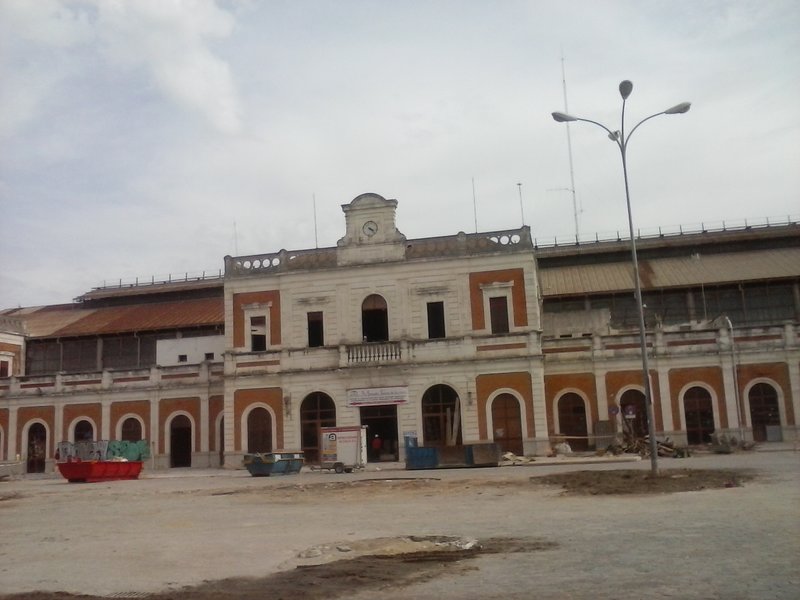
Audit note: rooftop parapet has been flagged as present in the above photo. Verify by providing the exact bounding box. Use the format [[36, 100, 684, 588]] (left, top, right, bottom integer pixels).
[[225, 227, 532, 278]]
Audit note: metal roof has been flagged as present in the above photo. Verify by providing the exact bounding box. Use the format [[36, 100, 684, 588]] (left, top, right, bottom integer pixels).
[[5, 298, 224, 339], [539, 247, 800, 297]]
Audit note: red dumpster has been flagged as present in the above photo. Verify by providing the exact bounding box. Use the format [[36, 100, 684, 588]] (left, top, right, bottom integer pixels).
[[57, 460, 143, 483]]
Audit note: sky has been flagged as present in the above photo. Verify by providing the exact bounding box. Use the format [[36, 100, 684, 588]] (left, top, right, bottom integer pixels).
[[1, 0, 798, 309]]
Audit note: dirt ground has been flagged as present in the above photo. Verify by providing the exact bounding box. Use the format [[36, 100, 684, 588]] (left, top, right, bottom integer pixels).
[[531, 467, 753, 495], [0, 466, 761, 600]]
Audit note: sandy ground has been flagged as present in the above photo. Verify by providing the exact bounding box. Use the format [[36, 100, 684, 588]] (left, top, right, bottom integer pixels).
[[1, 451, 798, 599]]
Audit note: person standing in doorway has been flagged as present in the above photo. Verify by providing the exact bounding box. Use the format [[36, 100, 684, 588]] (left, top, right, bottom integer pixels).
[[371, 434, 382, 461]]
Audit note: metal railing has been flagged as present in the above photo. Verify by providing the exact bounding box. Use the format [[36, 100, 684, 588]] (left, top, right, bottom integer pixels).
[[533, 215, 798, 249]]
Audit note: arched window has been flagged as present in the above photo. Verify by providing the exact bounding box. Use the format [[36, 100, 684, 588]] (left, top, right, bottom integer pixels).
[[683, 387, 714, 444], [121, 417, 143, 442], [74, 419, 94, 442], [422, 385, 462, 446], [300, 393, 336, 463], [361, 295, 389, 342]]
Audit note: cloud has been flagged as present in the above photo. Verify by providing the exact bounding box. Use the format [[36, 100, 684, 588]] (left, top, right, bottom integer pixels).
[[0, 0, 242, 138], [95, 0, 242, 134]]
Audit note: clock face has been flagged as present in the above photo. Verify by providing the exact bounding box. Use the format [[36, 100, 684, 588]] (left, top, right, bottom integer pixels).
[[362, 220, 378, 237]]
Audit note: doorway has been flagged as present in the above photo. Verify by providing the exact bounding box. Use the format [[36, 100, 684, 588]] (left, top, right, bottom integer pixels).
[[421, 385, 462, 446], [491, 394, 523, 455], [247, 407, 273, 454], [683, 387, 715, 444], [558, 393, 589, 451], [300, 392, 336, 463], [27, 423, 46, 474], [360, 405, 398, 461], [169, 415, 192, 468], [748, 383, 780, 442], [620, 389, 648, 439], [361, 294, 389, 342]]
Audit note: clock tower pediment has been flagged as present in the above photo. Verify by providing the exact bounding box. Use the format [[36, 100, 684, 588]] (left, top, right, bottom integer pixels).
[[336, 193, 407, 266]]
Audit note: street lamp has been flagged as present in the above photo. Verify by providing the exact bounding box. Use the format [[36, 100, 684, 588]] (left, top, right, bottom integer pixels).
[[721, 316, 744, 443], [552, 80, 691, 476]]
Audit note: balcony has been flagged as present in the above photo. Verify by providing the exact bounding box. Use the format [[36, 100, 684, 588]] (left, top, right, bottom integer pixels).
[[345, 341, 402, 365]]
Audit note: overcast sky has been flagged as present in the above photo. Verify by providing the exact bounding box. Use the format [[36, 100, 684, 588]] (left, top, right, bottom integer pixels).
[[1, 0, 798, 309]]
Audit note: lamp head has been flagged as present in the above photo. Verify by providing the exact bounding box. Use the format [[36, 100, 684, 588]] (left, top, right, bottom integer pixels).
[[619, 80, 633, 100], [552, 111, 577, 122], [664, 101, 692, 114]]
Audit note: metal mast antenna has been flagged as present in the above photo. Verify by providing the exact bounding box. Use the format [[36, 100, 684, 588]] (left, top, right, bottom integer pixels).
[[560, 53, 580, 240], [312, 193, 319, 248], [517, 182, 525, 226], [472, 177, 478, 233]]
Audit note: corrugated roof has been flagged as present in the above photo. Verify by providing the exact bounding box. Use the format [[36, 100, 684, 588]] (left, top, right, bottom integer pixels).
[[77, 278, 223, 301], [540, 247, 800, 297], [10, 298, 223, 339]]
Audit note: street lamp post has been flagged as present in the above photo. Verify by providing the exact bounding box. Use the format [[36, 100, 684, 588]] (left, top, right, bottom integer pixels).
[[722, 316, 744, 443], [552, 80, 691, 476]]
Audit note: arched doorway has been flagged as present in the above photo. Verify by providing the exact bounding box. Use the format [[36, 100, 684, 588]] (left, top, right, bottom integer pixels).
[[422, 385, 462, 446], [361, 294, 389, 342], [27, 423, 47, 474], [169, 415, 192, 468], [121, 417, 143, 442], [683, 387, 714, 444], [749, 383, 781, 442], [620, 389, 648, 439], [301, 392, 336, 463], [247, 407, 273, 454], [74, 419, 94, 442], [491, 393, 523, 455], [558, 393, 589, 451]]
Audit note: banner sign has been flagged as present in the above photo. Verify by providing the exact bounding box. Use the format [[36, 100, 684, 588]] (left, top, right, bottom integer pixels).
[[346, 386, 409, 407]]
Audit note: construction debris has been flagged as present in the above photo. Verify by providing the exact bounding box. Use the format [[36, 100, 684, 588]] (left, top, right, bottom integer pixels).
[[600, 422, 690, 459], [501, 452, 536, 465], [710, 432, 757, 453]]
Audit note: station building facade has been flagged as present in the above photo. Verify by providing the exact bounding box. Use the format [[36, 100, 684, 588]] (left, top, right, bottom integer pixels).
[[1, 193, 798, 472]]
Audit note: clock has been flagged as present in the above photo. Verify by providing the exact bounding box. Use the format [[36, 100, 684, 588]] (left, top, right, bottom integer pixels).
[[362, 220, 378, 237]]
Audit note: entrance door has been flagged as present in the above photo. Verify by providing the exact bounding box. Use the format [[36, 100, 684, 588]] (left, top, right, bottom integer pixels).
[[360, 405, 398, 461], [491, 394, 523, 455], [558, 393, 589, 451], [27, 423, 46, 474], [684, 387, 715, 444], [247, 407, 272, 454], [170, 415, 192, 468], [749, 383, 780, 442]]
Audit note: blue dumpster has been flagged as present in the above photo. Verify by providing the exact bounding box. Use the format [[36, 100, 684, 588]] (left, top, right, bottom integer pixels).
[[244, 452, 304, 476]]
